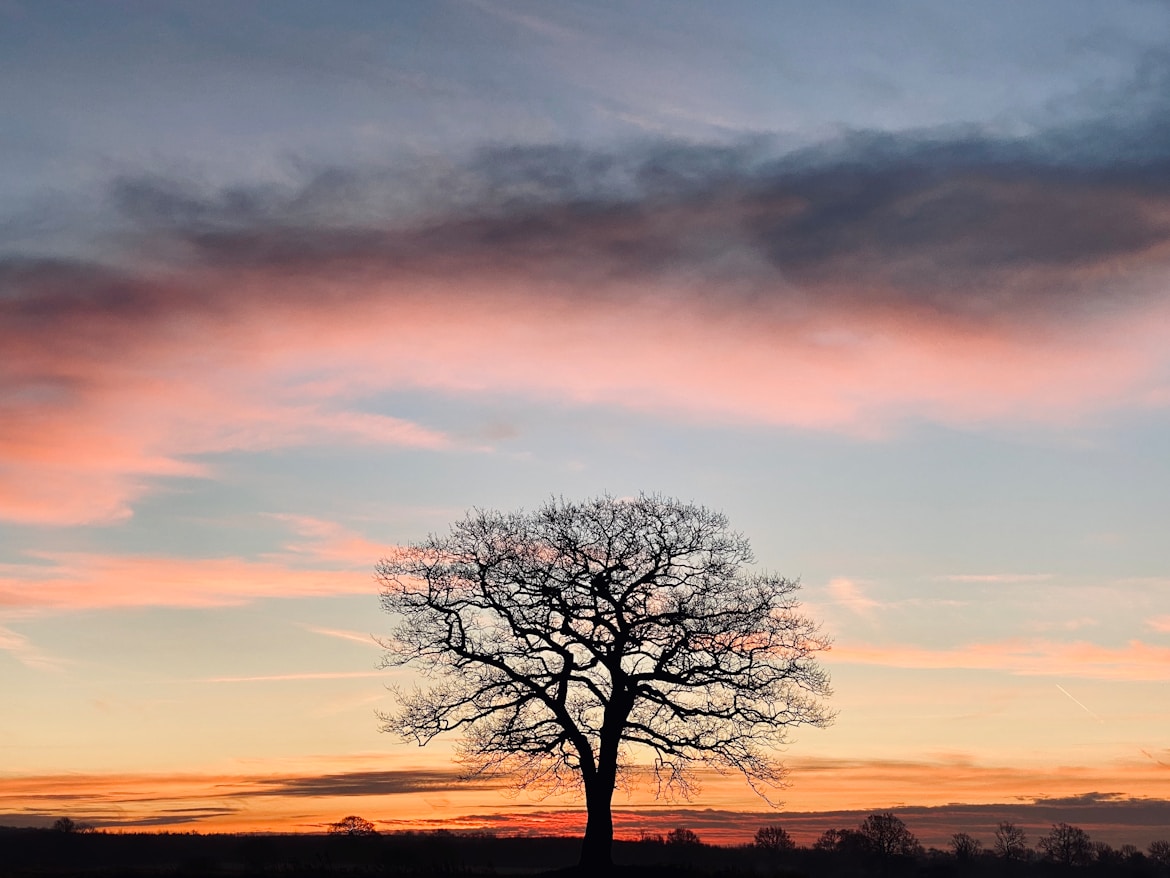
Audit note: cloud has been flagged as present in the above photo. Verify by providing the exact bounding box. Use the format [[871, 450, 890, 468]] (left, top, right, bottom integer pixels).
[[4, 762, 1169, 844], [0, 551, 373, 611], [1147, 615, 1170, 633], [0, 625, 62, 671], [830, 638, 1170, 681], [302, 625, 381, 648], [241, 769, 501, 798], [6, 124, 1170, 524], [268, 515, 395, 568], [199, 670, 387, 683], [0, 514, 396, 612], [940, 573, 1054, 584], [827, 578, 881, 617]]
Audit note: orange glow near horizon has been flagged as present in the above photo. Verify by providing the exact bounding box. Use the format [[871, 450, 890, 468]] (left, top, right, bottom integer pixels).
[[4, 756, 1169, 846]]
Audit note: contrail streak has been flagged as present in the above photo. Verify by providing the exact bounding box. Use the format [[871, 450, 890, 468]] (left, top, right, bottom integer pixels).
[[1055, 683, 1105, 723]]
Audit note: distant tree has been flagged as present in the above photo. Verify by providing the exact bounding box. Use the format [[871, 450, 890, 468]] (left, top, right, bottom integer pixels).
[[814, 828, 846, 852], [754, 824, 796, 851], [950, 832, 982, 861], [328, 815, 378, 836], [52, 817, 76, 833], [994, 821, 1028, 860], [376, 495, 833, 868], [1039, 823, 1092, 867], [1093, 841, 1121, 867], [1149, 839, 1170, 866], [814, 827, 870, 856], [665, 827, 703, 846], [637, 829, 665, 844], [858, 812, 922, 860]]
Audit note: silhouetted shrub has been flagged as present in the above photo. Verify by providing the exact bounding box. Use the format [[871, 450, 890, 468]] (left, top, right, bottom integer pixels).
[[814, 827, 870, 857], [754, 824, 796, 851], [327, 815, 378, 836], [665, 827, 703, 846]]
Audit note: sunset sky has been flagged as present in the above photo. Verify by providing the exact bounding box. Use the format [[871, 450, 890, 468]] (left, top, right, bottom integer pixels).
[[2, 0, 1169, 847]]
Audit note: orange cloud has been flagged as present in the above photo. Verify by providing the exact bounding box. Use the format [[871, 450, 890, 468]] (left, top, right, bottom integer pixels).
[[830, 638, 1170, 681], [4, 758, 1168, 846]]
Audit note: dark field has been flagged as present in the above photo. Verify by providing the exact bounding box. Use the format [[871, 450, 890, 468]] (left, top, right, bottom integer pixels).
[[3, 827, 1169, 878]]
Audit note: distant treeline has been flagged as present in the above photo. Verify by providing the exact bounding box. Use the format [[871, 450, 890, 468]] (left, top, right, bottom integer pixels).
[[3, 817, 1169, 877]]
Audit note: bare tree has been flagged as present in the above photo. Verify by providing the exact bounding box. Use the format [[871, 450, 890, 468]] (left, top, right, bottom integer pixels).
[[1039, 822, 1092, 867], [994, 821, 1028, 860], [754, 824, 796, 852], [858, 812, 922, 861], [376, 495, 833, 868], [665, 827, 703, 846], [1149, 839, 1170, 866], [950, 831, 982, 861], [328, 815, 378, 836]]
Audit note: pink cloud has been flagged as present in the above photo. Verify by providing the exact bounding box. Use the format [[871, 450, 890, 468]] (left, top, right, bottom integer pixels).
[[5, 250, 1170, 526], [0, 514, 396, 611], [267, 515, 396, 568], [831, 638, 1170, 681], [827, 578, 881, 616], [0, 551, 374, 611], [1147, 616, 1170, 633]]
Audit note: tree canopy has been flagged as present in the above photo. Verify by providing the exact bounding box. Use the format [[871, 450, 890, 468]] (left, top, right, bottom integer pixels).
[[375, 494, 833, 866]]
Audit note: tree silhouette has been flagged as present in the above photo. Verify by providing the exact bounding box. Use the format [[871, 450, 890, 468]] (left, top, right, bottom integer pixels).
[[994, 821, 1028, 860], [754, 824, 796, 852], [665, 827, 703, 846], [950, 831, 982, 861], [376, 495, 833, 868], [1038, 822, 1092, 867], [1149, 839, 1170, 867], [814, 827, 869, 857], [858, 812, 922, 862], [328, 815, 378, 836]]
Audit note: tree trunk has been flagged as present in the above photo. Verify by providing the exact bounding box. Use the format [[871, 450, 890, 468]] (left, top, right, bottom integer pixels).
[[578, 775, 615, 870]]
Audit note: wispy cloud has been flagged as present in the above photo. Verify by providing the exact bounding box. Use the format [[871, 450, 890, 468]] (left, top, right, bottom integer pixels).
[[1147, 615, 1170, 633], [831, 638, 1170, 681], [0, 513, 397, 611], [0, 625, 63, 671], [0, 552, 372, 611], [302, 625, 380, 648], [940, 573, 1054, 584], [268, 515, 394, 569], [827, 578, 881, 617], [200, 670, 386, 683]]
